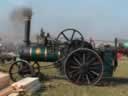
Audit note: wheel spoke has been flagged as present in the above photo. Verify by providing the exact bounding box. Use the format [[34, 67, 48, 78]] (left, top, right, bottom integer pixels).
[[73, 71, 80, 77], [69, 70, 80, 78], [87, 57, 96, 65], [76, 74, 82, 83], [81, 74, 84, 82], [86, 74, 90, 84], [69, 70, 78, 75], [62, 32, 69, 41], [71, 31, 75, 41], [70, 65, 80, 69], [73, 56, 82, 65], [89, 63, 100, 69], [90, 62, 100, 65], [89, 66, 99, 70], [90, 71, 99, 76], [86, 53, 91, 61], [72, 60, 81, 66]]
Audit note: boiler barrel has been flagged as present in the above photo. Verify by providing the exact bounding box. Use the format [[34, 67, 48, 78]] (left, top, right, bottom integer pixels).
[[19, 47, 62, 62]]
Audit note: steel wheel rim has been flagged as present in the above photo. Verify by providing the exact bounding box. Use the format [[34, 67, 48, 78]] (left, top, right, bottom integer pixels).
[[9, 63, 22, 82], [64, 48, 103, 85]]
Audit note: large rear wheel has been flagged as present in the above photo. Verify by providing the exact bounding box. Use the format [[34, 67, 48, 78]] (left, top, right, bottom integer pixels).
[[64, 48, 103, 85]]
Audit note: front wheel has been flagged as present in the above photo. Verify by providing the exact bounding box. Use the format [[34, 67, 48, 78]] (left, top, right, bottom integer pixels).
[[9, 60, 34, 82]]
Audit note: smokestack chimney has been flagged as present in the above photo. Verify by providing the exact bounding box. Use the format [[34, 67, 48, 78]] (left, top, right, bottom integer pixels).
[[22, 7, 33, 46], [24, 16, 31, 46]]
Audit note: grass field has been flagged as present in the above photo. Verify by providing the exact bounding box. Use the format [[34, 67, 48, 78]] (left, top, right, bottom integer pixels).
[[0, 57, 128, 96]]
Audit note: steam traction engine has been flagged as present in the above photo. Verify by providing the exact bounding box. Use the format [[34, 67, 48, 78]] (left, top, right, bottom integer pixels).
[[9, 9, 118, 85]]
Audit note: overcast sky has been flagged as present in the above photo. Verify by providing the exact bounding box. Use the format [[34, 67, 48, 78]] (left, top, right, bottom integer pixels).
[[0, 0, 128, 42]]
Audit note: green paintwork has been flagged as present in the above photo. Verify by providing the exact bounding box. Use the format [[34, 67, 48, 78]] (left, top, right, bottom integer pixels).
[[102, 48, 115, 77], [31, 47, 61, 62]]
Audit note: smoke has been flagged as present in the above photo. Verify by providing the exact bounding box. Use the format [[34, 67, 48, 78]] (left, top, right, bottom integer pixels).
[[9, 2, 32, 43], [8, 0, 32, 24], [11, 7, 33, 22], [0, 0, 33, 44]]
